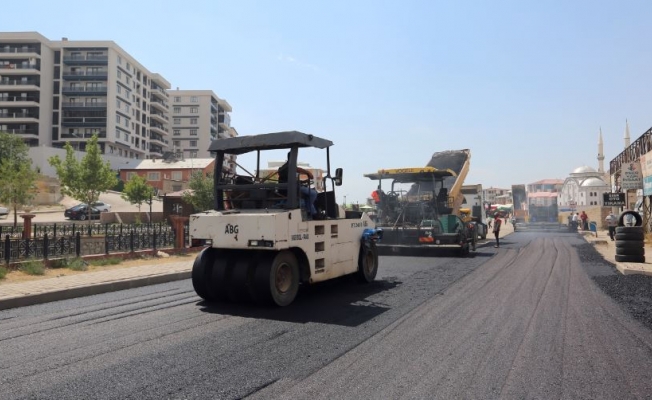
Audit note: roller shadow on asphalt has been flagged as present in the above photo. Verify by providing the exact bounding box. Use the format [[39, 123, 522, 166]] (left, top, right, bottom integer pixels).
[[197, 276, 400, 327]]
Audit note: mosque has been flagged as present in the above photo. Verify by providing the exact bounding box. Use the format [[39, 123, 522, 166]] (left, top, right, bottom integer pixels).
[[557, 124, 627, 209]]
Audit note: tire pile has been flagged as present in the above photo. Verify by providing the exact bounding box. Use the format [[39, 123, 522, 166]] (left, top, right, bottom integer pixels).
[[615, 210, 645, 263]]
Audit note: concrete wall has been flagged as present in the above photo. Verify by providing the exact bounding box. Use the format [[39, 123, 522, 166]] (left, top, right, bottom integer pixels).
[[29, 145, 133, 178]]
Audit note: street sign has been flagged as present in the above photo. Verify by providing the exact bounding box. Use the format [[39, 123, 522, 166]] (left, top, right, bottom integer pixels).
[[621, 161, 643, 190], [603, 192, 626, 207]]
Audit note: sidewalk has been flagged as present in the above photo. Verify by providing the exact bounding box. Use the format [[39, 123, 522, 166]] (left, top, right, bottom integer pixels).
[[0, 259, 194, 311], [580, 228, 652, 277]]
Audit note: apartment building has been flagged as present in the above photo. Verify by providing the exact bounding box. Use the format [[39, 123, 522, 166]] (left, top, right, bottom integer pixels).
[[168, 89, 236, 170], [0, 32, 171, 160]]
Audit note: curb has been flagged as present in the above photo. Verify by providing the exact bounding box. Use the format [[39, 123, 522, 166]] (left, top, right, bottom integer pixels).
[[0, 270, 191, 311]]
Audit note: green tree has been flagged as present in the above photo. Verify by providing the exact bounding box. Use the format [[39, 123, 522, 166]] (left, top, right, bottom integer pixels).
[[0, 132, 38, 227], [182, 171, 214, 212], [121, 175, 155, 222], [48, 134, 117, 222]]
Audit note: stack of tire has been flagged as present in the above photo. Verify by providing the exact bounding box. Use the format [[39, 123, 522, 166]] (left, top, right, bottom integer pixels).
[[615, 210, 645, 263]]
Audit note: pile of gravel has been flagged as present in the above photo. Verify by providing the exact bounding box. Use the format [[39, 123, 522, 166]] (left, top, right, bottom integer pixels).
[[577, 242, 652, 330]]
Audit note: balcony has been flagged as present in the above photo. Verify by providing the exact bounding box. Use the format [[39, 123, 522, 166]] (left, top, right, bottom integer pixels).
[[150, 134, 168, 147], [0, 96, 40, 107], [150, 145, 164, 157], [0, 111, 39, 123], [150, 86, 168, 99], [61, 101, 107, 110], [0, 63, 40, 74], [0, 47, 40, 58], [60, 130, 107, 140], [62, 70, 108, 80], [0, 79, 40, 90], [62, 55, 108, 65], [218, 113, 231, 129], [150, 123, 168, 136], [61, 116, 107, 127], [150, 98, 168, 111], [1, 127, 38, 136], [61, 86, 108, 95], [149, 111, 168, 123]]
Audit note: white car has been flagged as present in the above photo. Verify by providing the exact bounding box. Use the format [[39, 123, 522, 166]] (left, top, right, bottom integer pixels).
[[0, 206, 8, 218], [79, 202, 111, 212]]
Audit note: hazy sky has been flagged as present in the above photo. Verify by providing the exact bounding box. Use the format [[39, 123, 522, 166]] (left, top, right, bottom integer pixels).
[[4, 0, 652, 203]]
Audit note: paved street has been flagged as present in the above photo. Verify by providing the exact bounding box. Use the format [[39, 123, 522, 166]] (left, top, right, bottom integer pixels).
[[1, 227, 652, 399]]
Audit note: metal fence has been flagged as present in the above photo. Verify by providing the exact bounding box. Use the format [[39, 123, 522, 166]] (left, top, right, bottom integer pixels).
[[0, 222, 174, 239], [1, 227, 179, 265]]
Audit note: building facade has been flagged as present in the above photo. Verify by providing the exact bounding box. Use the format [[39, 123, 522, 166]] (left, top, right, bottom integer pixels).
[[168, 89, 236, 170], [0, 31, 171, 161], [119, 158, 214, 195], [483, 187, 509, 204], [558, 166, 610, 208]]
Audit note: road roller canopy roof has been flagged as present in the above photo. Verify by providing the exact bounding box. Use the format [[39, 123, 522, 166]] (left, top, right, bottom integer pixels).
[[207, 130, 333, 155], [364, 167, 457, 183]]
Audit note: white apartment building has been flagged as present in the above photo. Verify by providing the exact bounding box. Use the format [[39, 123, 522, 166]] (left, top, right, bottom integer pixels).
[[0, 32, 171, 160], [168, 89, 236, 170]]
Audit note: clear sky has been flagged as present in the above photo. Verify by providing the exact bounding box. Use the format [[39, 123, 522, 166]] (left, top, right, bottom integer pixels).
[[4, 0, 652, 204]]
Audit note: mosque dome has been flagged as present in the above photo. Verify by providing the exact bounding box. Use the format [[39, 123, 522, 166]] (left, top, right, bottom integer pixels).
[[580, 177, 607, 187], [572, 165, 597, 174]]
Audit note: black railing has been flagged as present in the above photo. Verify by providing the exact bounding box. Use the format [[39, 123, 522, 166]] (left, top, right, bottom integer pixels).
[[0, 222, 173, 239], [1, 225, 178, 264]]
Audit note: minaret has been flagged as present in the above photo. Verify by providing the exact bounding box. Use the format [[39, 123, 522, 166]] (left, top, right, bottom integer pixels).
[[624, 119, 631, 148], [597, 127, 605, 174]]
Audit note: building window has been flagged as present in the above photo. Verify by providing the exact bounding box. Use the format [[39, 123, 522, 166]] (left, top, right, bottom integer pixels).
[[173, 129, 180, 136], [191, 96, 198, 102], [118, 55, 122, 65], [173, 140, 180, 147], [190, 151, 198, 157], [190, 118, 197, 125], [147, 172, 160, 181], [117, 84, 121, 94], [116, 99, 121, 109], [174, 107, 181, 114], [190, 107, 198, 113], [172, 171, 182, 181], [116, 115, 121, 124], [117, 70, 122, 79], [173, 118, 181, 124], [190, 140, 197, 147], [174, 96, 181, 102], [190, 129, 197, 136], [126, 171, 136, 180]]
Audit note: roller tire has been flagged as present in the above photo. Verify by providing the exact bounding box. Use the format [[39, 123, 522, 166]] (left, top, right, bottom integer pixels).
[[615, 254, 645, 263], [614, 232, 644, 241], [254, 251, 299, 307], [618, 211, 642, 227], [357, 243, 378, 283], [615, 240, 645, 249], [615, 226, 644, 234], [191, 248, 217, 301], [615, 246, 645, 256], [226, 255, 256, 303], [209, 254, 231, 301]]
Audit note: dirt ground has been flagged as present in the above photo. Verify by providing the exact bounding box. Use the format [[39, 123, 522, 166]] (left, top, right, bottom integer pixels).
[[0, 252, 196, 285]]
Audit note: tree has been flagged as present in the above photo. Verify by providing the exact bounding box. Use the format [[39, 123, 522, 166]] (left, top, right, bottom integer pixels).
[[48, 134, 117, 223], [121, 175, 155, 221], [182, 171, 215, 212], [0, 132, 38, 227]]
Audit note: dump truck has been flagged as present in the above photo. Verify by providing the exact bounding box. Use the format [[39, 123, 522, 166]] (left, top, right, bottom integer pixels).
[[189, 131, 382, 306]]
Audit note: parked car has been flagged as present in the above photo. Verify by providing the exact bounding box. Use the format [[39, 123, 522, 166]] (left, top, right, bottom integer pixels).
[[77, 201, 111, 212], [64, 205, 101, 221], [0, 206, 8, 218]]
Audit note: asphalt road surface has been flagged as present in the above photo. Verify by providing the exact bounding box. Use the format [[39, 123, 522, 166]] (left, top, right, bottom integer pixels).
[[1, 232, 652, 399]]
